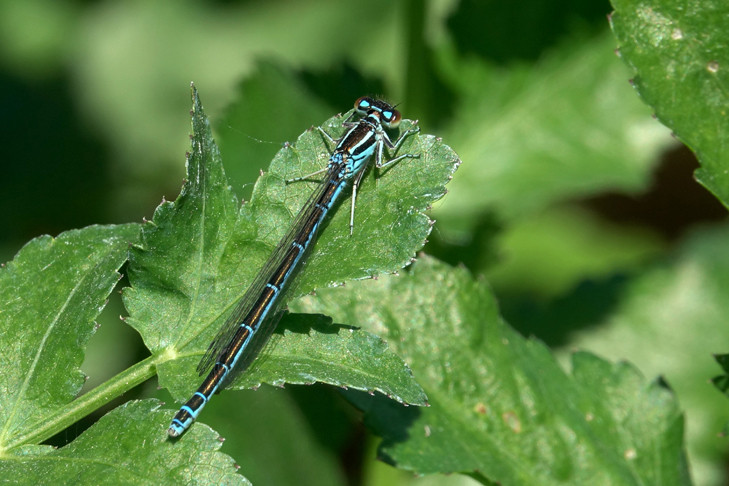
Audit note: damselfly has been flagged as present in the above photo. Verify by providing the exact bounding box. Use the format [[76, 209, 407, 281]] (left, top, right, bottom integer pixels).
[[168, 97, 420, 437]]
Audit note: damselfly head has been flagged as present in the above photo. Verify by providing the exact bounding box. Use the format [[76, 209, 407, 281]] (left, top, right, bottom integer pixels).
[[354, 96, 402, 128]]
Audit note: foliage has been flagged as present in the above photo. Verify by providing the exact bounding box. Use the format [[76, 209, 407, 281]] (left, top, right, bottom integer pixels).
[[1, 0, 728, 485]]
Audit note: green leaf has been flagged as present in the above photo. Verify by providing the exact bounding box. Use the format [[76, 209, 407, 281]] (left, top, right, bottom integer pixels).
[[233, 314, 427, 404], [610, 0, 729, 206], [562, 224, 729, 484], [124, 86, 459, 406], [437, 31, 674, 230], [291, 256, 688, 485], [0, 223, 140, 450], [0, 399, 249, 485]]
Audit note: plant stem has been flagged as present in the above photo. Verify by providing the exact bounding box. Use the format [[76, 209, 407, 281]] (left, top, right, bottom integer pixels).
[[4, 355, 159, 449]]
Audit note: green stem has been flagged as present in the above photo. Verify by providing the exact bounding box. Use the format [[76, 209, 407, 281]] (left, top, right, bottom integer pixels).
[[403, 0, 429, 124], [5, 355, 159, 449]]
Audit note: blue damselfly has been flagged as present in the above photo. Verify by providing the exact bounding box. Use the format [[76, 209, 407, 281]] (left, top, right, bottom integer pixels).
[[168, 97, 419, 437]]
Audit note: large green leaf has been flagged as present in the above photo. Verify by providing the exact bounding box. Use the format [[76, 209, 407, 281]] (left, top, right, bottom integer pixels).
[[231, 313, 427, 404], [292, 256, 688, 485], [124, 86, 459, 408], [0, 224, 139, 451], [610, 0, 729, 207], [563, 224, 729, 484], [0, 400, 248, 485], [437, 31, 674, 230]]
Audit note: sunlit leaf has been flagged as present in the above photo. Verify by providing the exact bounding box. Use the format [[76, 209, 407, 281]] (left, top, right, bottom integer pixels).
[[0, 224, 139, 451], [292, 256, 689, 485], [123, 86, 458, 409], [610, 0, 729, 206]]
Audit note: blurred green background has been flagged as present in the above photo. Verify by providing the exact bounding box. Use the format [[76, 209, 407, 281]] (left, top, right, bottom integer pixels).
[[2, 0, 728, 484]]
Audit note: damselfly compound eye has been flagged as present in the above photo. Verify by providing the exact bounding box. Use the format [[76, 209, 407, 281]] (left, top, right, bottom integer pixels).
[[384, 109, 401, 128], [355, 96, 372, 113]]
